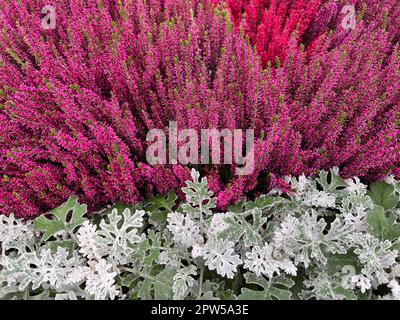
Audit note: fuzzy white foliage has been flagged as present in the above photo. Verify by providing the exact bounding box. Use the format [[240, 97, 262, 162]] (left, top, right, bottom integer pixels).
[[352, 234, 398, 285], [388, 280, 400, 300], [85, 259, 119, 300], [200, 239, 242, 279], [340, 194, 372, 233], [167, 212, 203, 248], [0, 168, 399, 300], [172, 265, 197, 300], [0, 247, 86, 292], [96, 208, 144, 265], [284, 174, 336, 208], [384, 175, 397, 187], [0, 214, 35, 254], [273, 210, 351, 268], [77, 221, 100, 261], [303, 190, 336, 208], [77, 208, 144, 266], [350, 275, 372, 293], [301, 271, 356, 300], [207, 213, 231, 237], [244, 244, 297, 278], [345, 177, 367, 195]]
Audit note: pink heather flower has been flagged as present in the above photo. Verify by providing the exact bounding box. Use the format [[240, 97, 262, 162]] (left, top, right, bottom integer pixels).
[[0, 0, 399, 217]]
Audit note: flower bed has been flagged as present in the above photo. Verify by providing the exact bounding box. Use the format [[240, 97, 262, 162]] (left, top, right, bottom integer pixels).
[[1, 169, 399, 300], [0, 0, 399, 218], [0, 0, 399, 301]]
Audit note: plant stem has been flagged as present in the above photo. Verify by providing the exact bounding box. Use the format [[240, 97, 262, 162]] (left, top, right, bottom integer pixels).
[[197, 263, 204, 300], [368, 289, 373, 300], [233, 270, 242, 296]]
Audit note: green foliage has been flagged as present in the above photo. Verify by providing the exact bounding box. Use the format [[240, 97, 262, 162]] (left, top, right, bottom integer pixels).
[[368, 181, 399, 210], [367, 205, 400, 241], [144, 192, 178, 224], [238, 273, 294, 300], [134, 230, 163, 265], [229, 195, 283, 213], [181, 170, 215, 216], [316, 168, 347, 195], [219, 208, 267, 247], [326, 253, 361, 275], [34, 196, 87, 240], [137, 267, 177, 300]]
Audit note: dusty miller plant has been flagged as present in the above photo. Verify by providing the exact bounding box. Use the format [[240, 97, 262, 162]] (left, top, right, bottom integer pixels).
[[0, 168, 399, 300]]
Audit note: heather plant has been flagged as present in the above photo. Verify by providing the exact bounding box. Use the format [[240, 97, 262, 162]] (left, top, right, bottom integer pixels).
[[213, 0, 322, 66], [0, 169, 399, 300], [0, 0, 399, 218], [280, 23, 400, 179], [0, 0, 264, 217], [216, 0, 400, 66]]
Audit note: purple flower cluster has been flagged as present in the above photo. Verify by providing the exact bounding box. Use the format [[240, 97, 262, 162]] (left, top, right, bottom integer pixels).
[[0, 0, 399, 217]]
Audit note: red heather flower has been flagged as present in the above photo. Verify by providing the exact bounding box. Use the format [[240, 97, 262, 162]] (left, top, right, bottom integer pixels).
[[215, 0, 400, 66], [212, 0, 322, 66]]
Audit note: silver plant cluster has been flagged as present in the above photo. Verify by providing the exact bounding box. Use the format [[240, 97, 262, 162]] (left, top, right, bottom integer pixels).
[[0, 168, 399, 300]]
